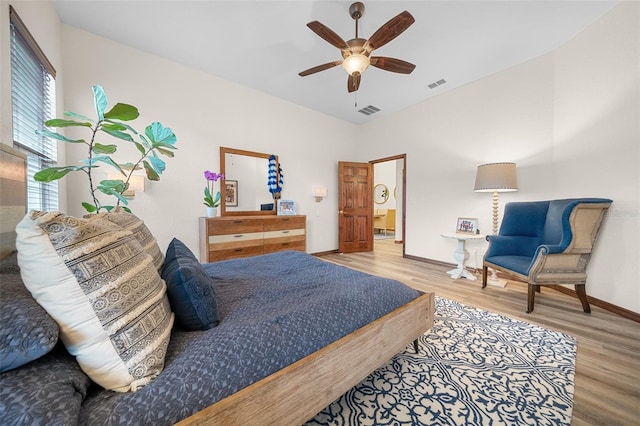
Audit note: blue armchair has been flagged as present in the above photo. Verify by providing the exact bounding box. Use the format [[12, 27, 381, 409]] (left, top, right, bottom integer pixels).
[[482, 198, 612, 313]]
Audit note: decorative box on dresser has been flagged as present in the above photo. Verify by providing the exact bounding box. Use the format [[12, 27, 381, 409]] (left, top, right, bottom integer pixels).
[[199, 215, 306, 263]]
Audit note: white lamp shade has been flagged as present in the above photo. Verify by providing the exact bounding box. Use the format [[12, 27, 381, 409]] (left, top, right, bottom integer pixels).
[[342, 54, 370, 75], [312, 185, 328, 198], [474, 162, 518, 192]]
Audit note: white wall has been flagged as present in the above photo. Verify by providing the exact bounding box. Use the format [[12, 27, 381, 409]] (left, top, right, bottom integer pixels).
[[60, 26, 358, 256], [0, 0, 67, 212], [373, 161, 396, 210], [357, 2, 639, 313]]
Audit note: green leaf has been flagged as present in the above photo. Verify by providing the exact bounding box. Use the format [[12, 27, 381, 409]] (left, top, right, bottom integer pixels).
[[156, 147, 175, 157], [91, 155, 125, 174], [92, 143, 118, 154], [137, 133, 151, 149], [64, 111, 95, 123], [93, 85, 108, 121], [36, 128, 85, 143], [134, 142, 146, 155], [151, 140, 178, 151], [34, 166, 84, 182], [104, 103, 139, 121], [107, 120, 138, 135], [145, 122, 176, 145], [149, 155, 166, 175], [101, 122, 127, 132], [45, 118, 92, 128], [97, 185, 129, 205], [143, 160, 160, 181], [98, 179, 127, 193], [100, 126, 134, 142], [82, 202, 98, 213], [119, 162, 142, 171]]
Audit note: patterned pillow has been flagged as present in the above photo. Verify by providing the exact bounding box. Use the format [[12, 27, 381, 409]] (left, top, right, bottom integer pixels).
[[15, 211, 174, 392], [0, 342, 92, 425], [87, 208, 164, 271], [0, 273, 59, 372], [161, 238, 220, 331]]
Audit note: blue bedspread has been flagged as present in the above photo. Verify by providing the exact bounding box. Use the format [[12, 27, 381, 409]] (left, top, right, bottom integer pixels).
[[75, 251, 419, 425]]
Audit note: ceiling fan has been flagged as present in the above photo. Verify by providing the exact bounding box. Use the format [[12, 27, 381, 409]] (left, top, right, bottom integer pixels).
[[299, 2, 416, 93]]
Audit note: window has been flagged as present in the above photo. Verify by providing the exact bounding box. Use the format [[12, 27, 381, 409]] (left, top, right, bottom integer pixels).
[[10, 6, 58, 211]]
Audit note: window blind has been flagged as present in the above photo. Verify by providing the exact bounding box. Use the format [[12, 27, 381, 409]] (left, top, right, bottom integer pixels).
[[10, 6, 58, 211]]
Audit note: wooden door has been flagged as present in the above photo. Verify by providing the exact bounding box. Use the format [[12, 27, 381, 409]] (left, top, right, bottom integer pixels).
[[338, 161, 373, 253]]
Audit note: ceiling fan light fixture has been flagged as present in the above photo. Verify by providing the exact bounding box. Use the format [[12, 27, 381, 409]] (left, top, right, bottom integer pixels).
[[342, 54, 370, 75]]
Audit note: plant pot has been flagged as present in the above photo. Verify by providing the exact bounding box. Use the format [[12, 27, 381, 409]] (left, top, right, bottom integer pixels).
[[206, 207, 217, 218]]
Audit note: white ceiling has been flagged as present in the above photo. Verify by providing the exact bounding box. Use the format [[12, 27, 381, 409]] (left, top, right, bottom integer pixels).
[[52, 1, 618, 125]]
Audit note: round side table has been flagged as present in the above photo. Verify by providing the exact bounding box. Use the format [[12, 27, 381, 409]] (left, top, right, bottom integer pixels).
[[440, 232, 486, 280]]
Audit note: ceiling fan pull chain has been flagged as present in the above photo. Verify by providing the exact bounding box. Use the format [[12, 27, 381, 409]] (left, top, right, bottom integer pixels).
[[355, 92, 358, 108]]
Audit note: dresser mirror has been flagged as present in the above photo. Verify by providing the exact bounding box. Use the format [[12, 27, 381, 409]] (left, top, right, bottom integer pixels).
[[220, 147, 278, 216]]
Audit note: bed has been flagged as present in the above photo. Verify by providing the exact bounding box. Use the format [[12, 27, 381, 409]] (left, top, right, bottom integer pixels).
[[0, 145, 434, 425]]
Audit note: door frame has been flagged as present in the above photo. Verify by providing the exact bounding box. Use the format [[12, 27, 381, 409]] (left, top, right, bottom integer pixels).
[[370, 154, 406, 256]]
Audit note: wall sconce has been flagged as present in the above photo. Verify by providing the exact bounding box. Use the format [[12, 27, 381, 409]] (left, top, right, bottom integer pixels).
[[108, 174, 145, 199], [312, 185, 328, 202]]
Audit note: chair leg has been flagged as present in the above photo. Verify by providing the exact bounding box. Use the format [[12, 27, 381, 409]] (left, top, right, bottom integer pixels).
[[575, 285, 591, 313], [527, 284, 536, 313], [482, 266, 488, 288]]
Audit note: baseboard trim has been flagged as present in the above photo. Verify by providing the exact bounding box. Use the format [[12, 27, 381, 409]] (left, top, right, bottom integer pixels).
[[311, 249, 339, 257], [403, 254, 640, 323]]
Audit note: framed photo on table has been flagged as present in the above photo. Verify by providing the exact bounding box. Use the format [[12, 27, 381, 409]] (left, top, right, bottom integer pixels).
[[456, 217, 478, 234], [225, 180, 238, 207], [277, 200, 296, 215]]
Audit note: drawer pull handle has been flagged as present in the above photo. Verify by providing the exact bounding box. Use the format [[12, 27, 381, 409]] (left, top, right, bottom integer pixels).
[[234, 249, 243, 252], [282, 230, 290, 234], [234, 234, 244, 238], [232, 221, 243, 224]]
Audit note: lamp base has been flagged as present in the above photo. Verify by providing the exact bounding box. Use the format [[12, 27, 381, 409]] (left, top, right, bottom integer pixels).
[[486, 277, 508, 288], [487, 268, 508, 288]]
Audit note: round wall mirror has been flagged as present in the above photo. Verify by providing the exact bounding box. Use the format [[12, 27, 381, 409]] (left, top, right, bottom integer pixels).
[[374, 184, 389, 204]]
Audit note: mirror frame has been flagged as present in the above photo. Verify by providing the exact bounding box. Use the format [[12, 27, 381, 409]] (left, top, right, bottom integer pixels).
[[220, 146, 278, 216]]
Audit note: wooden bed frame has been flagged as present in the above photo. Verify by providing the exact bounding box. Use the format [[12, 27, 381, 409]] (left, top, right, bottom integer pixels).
[[1, 143, 435, 425], [178, 291, 434, 425]]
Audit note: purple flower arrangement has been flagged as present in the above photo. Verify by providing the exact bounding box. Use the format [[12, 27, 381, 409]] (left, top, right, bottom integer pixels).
[[203, 170, 224, 207]]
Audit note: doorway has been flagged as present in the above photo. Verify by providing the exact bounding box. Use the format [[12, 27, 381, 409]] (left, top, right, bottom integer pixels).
[[372, 155, 405, 256]]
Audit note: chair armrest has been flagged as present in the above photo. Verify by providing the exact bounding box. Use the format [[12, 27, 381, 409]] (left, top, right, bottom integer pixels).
[[486, 235, 541, 258], [533, 244, 565, 257]]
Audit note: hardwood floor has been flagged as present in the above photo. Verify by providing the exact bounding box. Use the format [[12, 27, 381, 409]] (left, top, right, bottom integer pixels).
[[319, 240, 640, 426]]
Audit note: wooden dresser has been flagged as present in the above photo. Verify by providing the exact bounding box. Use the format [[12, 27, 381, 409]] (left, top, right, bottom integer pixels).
[[199, 215, 306, 262]]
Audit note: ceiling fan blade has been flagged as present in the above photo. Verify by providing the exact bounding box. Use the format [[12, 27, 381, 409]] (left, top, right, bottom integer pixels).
[[347, 74, 361, 93], [370, 57, 416, 74], [307, 21, 349, 50], [299, 61, 342, 77], [364, 11, 415, 51]]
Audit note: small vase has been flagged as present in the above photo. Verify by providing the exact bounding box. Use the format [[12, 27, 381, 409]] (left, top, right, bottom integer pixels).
[[206, 207, 216, 218]]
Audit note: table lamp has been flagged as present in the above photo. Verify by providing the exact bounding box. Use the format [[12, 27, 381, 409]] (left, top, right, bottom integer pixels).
[[474, 162, 518, 285]]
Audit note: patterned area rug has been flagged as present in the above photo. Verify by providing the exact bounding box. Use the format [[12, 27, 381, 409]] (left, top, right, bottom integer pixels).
[[306, 297, 576, 426]]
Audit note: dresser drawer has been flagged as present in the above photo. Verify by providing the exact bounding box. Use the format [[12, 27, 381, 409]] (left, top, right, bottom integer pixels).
[[208, 232, 263, 246], [208, 218, 263, 235], [263, 216, 305, 231], [207, 245, 264, 262], [263, 240, 305, 254]]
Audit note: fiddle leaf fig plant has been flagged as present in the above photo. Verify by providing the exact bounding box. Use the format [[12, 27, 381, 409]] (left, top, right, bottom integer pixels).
[[34, 85, 177, 213]]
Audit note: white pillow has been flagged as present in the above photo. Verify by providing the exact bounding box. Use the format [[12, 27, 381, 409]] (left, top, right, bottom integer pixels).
[[16, 211, 174, 392]]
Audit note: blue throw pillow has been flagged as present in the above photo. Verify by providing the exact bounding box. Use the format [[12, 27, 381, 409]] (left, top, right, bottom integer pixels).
[[0, 272, 59, 372], [161, 238, 220, 331]]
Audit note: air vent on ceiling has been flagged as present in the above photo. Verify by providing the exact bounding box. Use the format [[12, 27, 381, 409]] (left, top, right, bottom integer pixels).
[[428, 79, 447, 89], [358, 105, 381, 116]]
